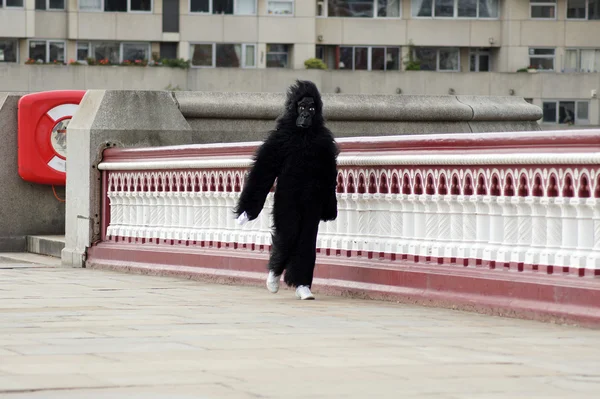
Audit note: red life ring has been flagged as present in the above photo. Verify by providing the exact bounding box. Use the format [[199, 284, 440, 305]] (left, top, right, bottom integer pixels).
[[18, 90, 86, 185]]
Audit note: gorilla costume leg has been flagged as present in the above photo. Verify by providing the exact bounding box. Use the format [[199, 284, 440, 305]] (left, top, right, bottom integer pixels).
[[267, 214, 301, 278], [283, 214, 321, 289]]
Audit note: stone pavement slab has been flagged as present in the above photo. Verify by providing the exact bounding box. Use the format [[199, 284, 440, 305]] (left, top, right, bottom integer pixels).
[[0, 257, 599, 398]]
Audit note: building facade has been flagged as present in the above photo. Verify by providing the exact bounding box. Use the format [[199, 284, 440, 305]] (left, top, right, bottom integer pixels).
[[1, 0, 599, 126]]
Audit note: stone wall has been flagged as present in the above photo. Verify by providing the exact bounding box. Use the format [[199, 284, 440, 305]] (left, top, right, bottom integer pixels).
[[174, 91, 543, 144], [0, 93, 66, 251]]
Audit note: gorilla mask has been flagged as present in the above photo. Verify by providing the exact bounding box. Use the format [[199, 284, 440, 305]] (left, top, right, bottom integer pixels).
[[296, 97, 315, 129]]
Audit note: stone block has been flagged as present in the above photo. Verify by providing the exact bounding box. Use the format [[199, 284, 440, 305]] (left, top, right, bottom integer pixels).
[[0, 92, 66, 252]]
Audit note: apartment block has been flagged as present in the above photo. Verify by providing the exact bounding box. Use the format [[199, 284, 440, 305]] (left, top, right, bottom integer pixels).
[[1, 0, 599, 126]]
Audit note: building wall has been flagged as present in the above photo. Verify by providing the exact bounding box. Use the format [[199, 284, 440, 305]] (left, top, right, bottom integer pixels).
[[1, 1, 598, 71], [1, 0, 599, 126]]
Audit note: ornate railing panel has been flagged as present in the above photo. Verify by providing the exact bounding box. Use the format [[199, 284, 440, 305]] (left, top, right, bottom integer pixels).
[[97, 131, 600, 276]]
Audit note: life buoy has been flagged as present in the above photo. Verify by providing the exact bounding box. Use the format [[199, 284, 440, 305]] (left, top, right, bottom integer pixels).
[[18, 90, 86, 185]]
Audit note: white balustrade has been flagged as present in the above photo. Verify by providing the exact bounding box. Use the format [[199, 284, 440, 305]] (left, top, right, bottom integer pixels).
[[99, 154, 600, 275]]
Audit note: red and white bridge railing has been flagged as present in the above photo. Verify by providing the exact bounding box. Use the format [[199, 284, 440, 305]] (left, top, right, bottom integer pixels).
[[96, 130, 600, 277]]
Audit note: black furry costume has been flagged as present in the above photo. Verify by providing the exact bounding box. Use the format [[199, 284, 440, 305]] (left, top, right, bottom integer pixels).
[[234, 80, 339, 288]]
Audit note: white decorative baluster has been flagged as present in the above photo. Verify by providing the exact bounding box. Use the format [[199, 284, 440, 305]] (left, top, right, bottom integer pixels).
[[458, 195, 477, 266], [525, 197, 546, 267], [408, 194, 423, 258], [468, 196, 488, 263], [346, 194, 358, 252], [483, 196, 503, 264], [157, 192, 167, 240], [555, 198, 577, 268], [446, 195, 464, 262], [511, 197, 532, 265], [540, 197, 562, 268], [420, 194, 436, 258], [402, 194, 416, 257], [571, 198, 594, 269], [147, 191, 155, 240], [123, 191, 132, 237], [385, 193, 400, 256], [586, 198, 600, 270], [497, 197, 518, 264], [333, 193, 349, 252], [434, 194, 451, 259], [356, 193, 370, 253]]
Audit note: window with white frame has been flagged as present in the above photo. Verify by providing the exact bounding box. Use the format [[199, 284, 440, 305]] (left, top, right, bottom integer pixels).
[[530, 0, 556, 19], [190, 43, 256, 68], [35, 0, 65, 9], [266, 44, 290, 67], [28, 40, 65, 63], [338, 46, 400, 70], [268, 0, 293, 15], [469, 48, 490, 71], [529, 48, 555, 70], [189, 0, 257, 14], [78, 0, 152, 12], [0, 39, 18, 63], [564, 48, 600, 72], [325, 0, 401, 18], [567, 0, 600, 20], [412, 0, 498, 18], [414, 47, 460, 71], [1, 0, 24, 7], [76, 41, 151, 63], [542, 100, 589, 125]]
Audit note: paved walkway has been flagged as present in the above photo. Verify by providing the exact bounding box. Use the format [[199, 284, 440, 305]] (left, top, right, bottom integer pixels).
[[1, 255, 600, 399]]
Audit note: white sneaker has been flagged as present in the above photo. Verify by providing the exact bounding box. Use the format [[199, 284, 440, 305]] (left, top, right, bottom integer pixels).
[[266, 271, 280, 293], [295, 285, 315, 300]]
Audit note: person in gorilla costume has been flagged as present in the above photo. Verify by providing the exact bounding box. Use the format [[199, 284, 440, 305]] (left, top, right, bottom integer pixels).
[[234, 80, 339, 300]]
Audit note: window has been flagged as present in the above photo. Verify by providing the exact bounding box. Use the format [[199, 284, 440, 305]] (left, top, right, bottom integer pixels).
[[35, 0, 65, 9], [530, 0, 556, 19], [76, 41, 151, 64], [564, 48, 600, 72], [191, 43, 256, 68], [338, 46, 400, 70], [189, 0, 257, 14], [122, 43, 150, 61], [414, 47, 460, 71], [1, 0, 24, 6], [567, 0, 600, 19], [469, 48, 490, 71], [91, 42, 120, 63], [160, 42, 178, 59], [76, 42, 90, 62], [542, 100, 589, 125], [78, 0, 152, 12], [326, 0, 401, 18], [0, 0, 23, 7], [267, 44, 290, 67], [28, 40, 66, 64], [268, 0, 293, 15], [412, 0, 498, 18], [0, 39, 18, 63], [529, 48, 555, 70]]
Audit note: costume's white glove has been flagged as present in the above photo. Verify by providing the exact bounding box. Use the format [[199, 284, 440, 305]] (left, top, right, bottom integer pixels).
[[236, 211, 249, 225]]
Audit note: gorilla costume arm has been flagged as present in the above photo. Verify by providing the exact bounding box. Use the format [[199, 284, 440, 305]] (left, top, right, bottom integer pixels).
[[234, 133, 283, 221], [321, 137, 339, 222]]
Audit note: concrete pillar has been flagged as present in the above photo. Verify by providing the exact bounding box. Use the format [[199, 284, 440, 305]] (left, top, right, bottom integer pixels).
[[61, 90, 193, 267]]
